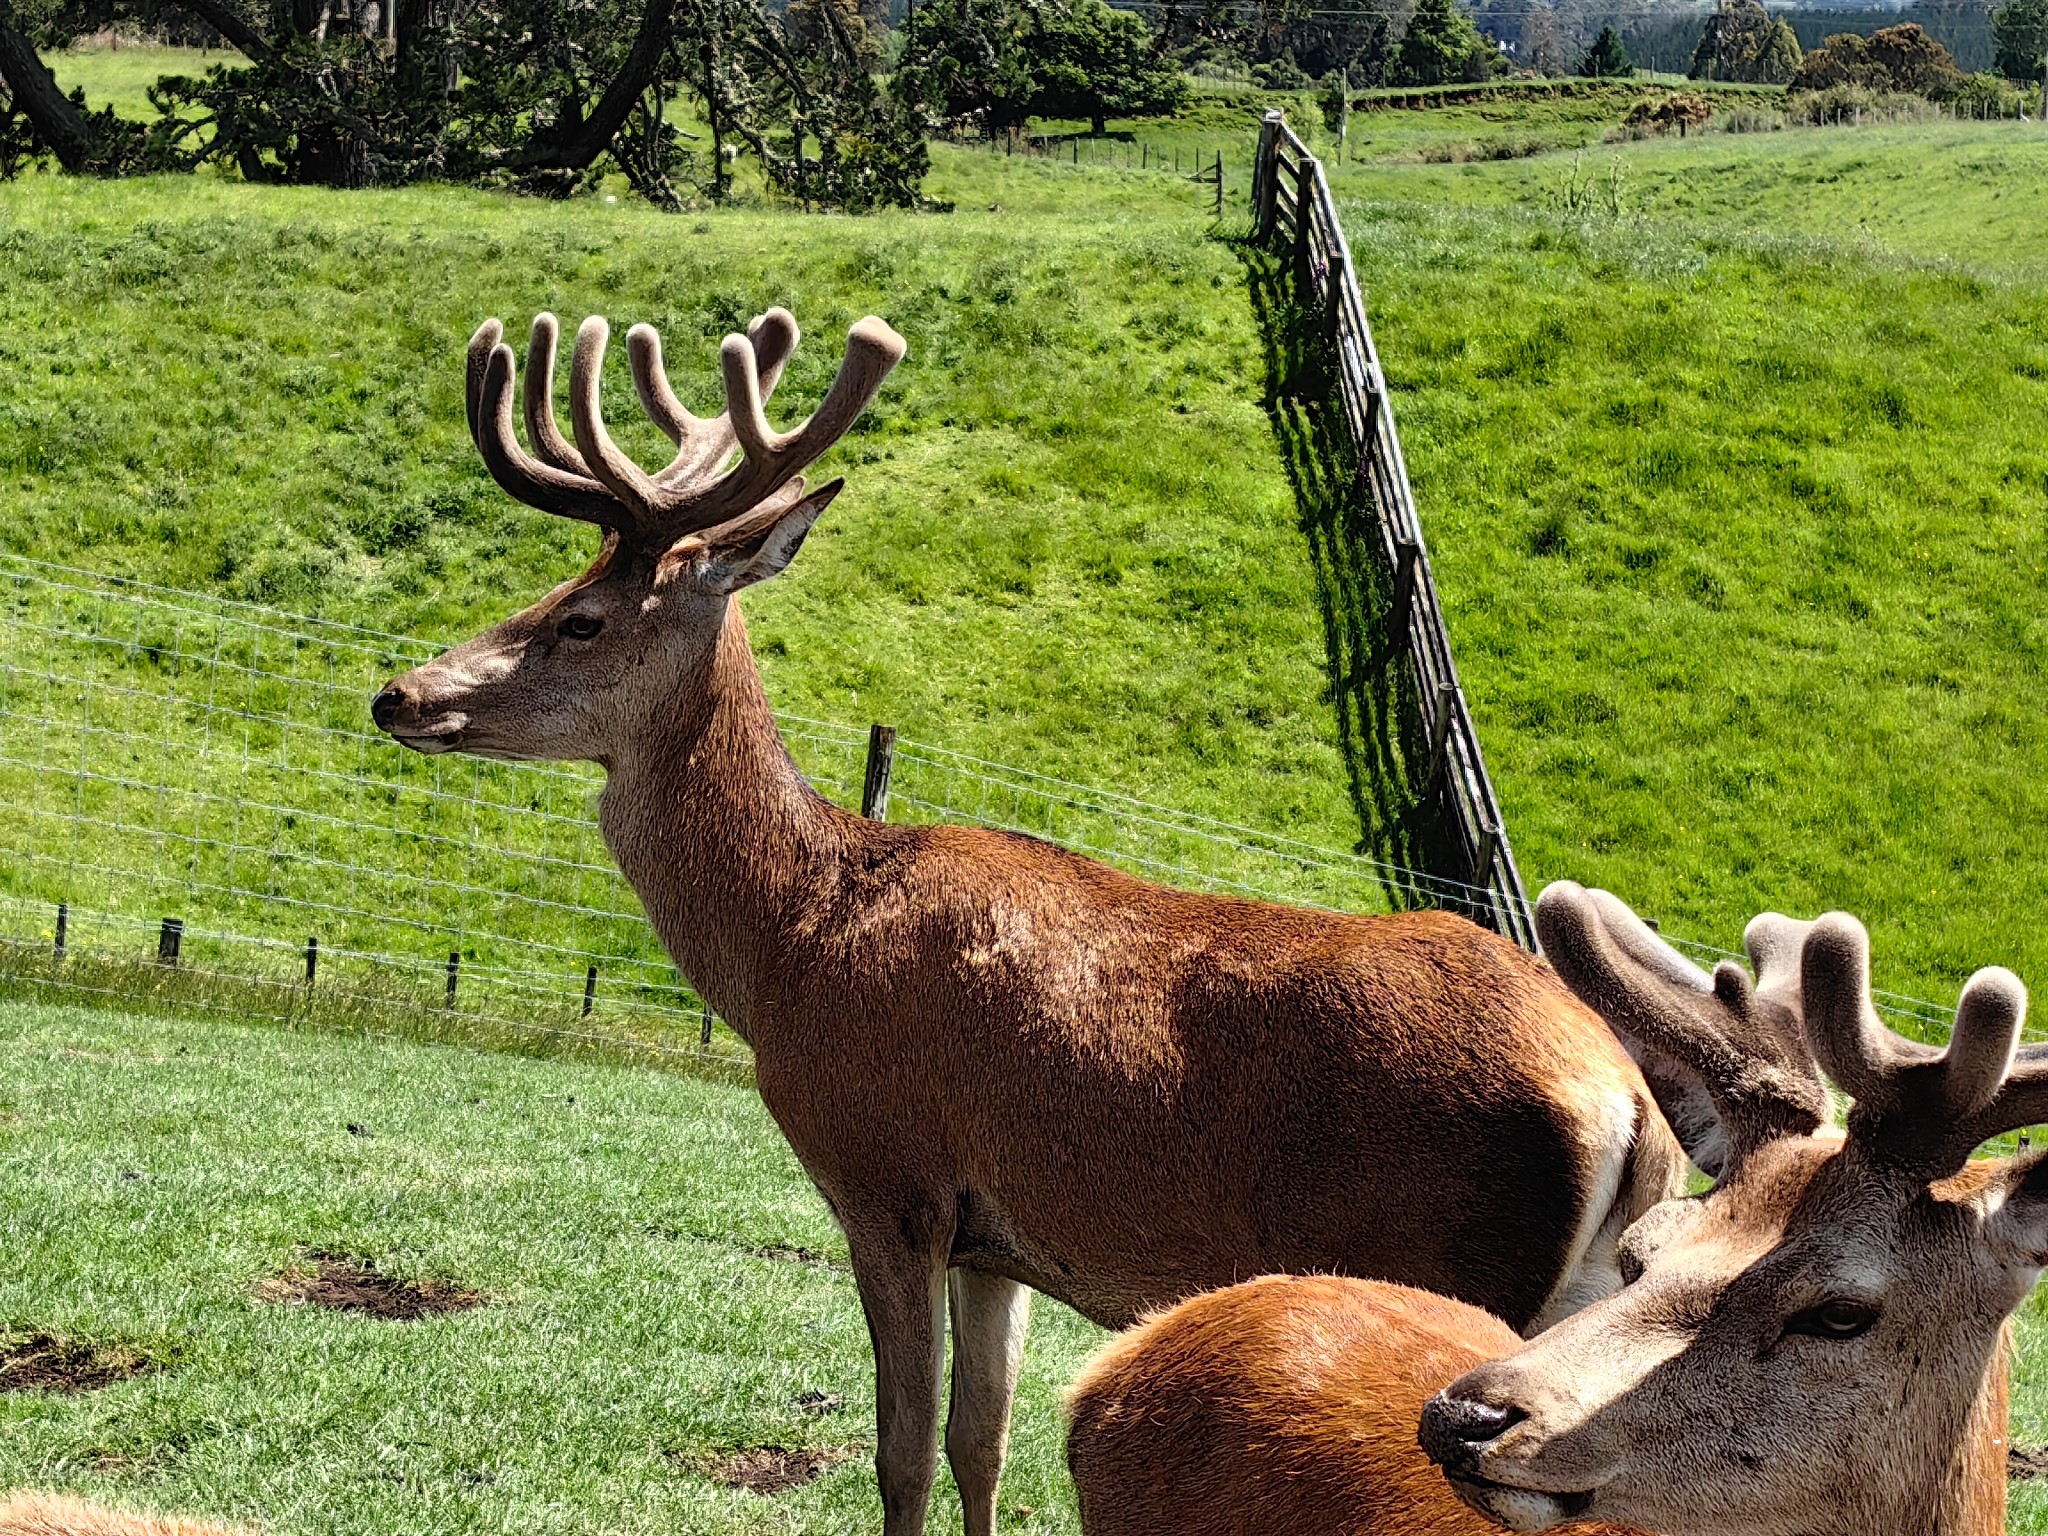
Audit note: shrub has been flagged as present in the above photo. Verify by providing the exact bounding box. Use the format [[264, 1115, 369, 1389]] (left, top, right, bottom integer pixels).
[[1690, 0, 1803, 84], [1788, 23, 1962, 97], [1624, 91, 1714, 134]]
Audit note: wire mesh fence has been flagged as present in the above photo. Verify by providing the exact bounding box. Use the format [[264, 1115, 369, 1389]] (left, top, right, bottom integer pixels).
[[0, 554, 1526, 1074]]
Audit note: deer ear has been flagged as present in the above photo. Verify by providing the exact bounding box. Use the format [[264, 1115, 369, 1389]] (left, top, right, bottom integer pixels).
[[670, 478, 845, 595], [1979, 1155, 2048, 1281]]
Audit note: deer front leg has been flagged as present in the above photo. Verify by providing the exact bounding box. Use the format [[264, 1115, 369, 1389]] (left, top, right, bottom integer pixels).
[[848, 1226, 949, 1536], [946, 1267, 1032, 1536]]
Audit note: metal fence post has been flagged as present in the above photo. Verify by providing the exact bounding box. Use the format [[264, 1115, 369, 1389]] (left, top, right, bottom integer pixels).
[[861, 724, 897, 821]]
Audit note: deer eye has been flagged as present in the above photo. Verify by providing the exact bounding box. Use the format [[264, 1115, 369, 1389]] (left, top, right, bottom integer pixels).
[[1786, 1301, 1878, 1340], [557, 614, 604, 642]]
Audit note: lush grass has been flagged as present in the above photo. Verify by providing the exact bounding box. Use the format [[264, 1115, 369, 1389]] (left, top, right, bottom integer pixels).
[[1314, 122, 2048, 1003], [40, 43, 239, 120], [1333, 120, 2048, 272], [0, 998, 1105, 1535]]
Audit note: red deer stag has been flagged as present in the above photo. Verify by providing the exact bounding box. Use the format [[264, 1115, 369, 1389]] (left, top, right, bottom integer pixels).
[[1069, 882, 2040, 1536], [372, 307, 1685, 1536]]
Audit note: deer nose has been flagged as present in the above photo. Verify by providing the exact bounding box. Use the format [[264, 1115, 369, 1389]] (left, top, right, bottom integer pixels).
[[1418, 1391, 1528, 1466], [370, 685, 409, 730]]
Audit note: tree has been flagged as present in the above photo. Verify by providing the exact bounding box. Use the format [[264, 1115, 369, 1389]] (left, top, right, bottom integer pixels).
[[1580, 24, 1631, 76], [893, 0, 1183, 138], [1688, 0, 1801, 84], [1393, 0, 1501, 86], [1035, 0, 1186, 135], [1788, 23, 1962, 95], [1993, 0, 2047, 83]]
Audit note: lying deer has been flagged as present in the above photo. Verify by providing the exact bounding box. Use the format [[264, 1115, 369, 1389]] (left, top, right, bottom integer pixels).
[[0, 1494, 240, 1536], [373, 308, 1685, 1536], [1069, 881, 2039, 1536]]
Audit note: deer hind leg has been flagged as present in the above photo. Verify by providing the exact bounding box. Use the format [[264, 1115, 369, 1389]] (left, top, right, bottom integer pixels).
[[945, 1267, 1032, 1536], [848, 1226, 949, 1536]]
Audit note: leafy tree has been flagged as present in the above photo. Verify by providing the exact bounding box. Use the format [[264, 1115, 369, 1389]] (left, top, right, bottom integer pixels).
[[1993, 0, 2047, 82], [1788, 22, 1961, 95], [1580, 23, 1631, 76], [893, 0, 1182, 137], [1035, 0, 1187, 134], [1688, 0, 1801, 83], [1393, 0, 1502, 85]]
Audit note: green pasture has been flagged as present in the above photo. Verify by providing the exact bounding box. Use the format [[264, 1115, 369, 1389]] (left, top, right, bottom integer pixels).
[[0, 999, 1105, 1536]]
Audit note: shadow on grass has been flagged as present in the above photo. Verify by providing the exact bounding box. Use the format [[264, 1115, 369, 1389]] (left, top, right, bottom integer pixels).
[[1238, 238, 1465, 911]]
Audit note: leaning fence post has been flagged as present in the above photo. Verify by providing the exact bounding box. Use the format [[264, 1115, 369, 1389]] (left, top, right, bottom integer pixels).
[[305, 936, 318, 986], [583, 963, 598, 1017], [1215, 152, 1225, 220], [157, 917, 183, 967], [1424, 683, 1457, 789], [445, 950, 460, 1008], [1390, 539, 1421, 640], [861, 724, 897, 821], [53, 902, 66, 962]]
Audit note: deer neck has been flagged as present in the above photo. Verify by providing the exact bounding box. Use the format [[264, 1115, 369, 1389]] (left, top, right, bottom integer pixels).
[[596, 601, 851, 1042], [1924, 1330, 2010, 1536]]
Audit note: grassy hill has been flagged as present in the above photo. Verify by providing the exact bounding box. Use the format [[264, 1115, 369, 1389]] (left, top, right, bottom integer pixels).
[[1315, 119, 2048, 1005]]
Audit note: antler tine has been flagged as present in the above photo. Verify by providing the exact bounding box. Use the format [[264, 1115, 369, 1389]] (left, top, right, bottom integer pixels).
[[469, 340, 631, 530], [627, 309, 803, 490], [568, 317, 659, 525], [466, 318, 504, 446], [1800, 915, 1934, 1119], [522, 314, 590, 476]]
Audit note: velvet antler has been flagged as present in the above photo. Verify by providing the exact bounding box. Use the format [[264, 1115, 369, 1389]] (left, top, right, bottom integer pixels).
[[1800, 913, 2038, 1177], [463, 305, 904, 541]]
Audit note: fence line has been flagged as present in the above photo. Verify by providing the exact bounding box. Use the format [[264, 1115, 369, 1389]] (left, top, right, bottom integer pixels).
[[0, 553, 1965, 1055], [1252, 109, 1536, 952]]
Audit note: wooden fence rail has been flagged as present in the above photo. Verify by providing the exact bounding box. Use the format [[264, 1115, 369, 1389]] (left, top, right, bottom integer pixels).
[[1252, 109, 1537, 951]]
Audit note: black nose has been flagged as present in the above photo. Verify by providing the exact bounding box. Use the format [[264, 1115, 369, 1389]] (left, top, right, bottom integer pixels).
[[370, 686, 406, 730], [1418, 1392, 1527, 1467]]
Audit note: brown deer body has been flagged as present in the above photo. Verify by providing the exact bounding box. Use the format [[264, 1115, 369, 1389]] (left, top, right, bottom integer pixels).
[[373, 308, 1685, 1536], [1065, 882, 2037, 1536], [1067, 1273, 1646, 1536]]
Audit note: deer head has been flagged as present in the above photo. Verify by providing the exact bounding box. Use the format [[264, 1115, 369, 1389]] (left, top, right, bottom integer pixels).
[[1421, 883, 2046, 1536], [372, 306, 905, 762]]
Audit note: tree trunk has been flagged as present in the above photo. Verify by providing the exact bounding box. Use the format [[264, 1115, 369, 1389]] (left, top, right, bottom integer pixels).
[[0, 17, 99, 171], [169, 0, 275, 62], [516, 0, 676, 173]]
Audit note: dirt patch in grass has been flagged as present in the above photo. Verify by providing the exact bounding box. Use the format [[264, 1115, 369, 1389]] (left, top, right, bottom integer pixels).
[[2010, 1445, 2048, 1481], [255, 1252, 483, 1320], [749, 1244, 838, 1268], [701, 1445, 854, 1494], [0, 1332, 158, 1394]]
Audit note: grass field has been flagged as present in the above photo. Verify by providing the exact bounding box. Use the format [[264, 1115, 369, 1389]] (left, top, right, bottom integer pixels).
[[0, 999, 1104, 1536]]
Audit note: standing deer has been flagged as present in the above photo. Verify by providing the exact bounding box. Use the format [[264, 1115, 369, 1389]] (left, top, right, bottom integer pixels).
[[1070, 882, 2043, 1536], [372, 307, 1686, 1536]]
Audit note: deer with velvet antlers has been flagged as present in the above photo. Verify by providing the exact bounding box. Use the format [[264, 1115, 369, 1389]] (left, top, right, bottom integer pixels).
[[1068, 881, 2047, 1536], [372, 306, 1686, 1536]]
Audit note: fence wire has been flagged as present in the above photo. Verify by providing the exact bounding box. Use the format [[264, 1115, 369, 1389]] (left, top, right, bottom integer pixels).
[[0, 555, 1962, 1067]]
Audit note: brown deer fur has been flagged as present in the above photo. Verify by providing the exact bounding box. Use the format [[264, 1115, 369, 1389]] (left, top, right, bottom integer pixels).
[[0, 1494, 243, 1536], [1067, 1274, 1646, 1536], [374, 308, 1686, 1536]]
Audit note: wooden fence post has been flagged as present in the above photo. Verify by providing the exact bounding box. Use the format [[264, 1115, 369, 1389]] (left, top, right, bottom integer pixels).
[[305, 935, 318, 986], [445, 950, 460, 1008], [1425, 683, 1457, 789], [861, 724, 897, 821], [1254, 110, 1282, 237], [53, 901, 66, 961], [157, 917, 182, 967], [583, 963, 598, 1017], [699, 1003, 713, 1049], [1390, 539, 1421, 640]]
